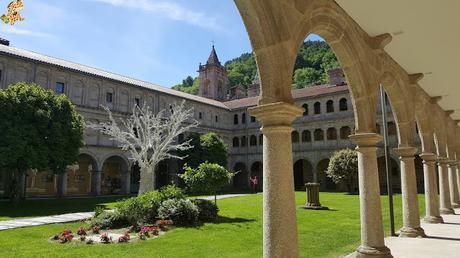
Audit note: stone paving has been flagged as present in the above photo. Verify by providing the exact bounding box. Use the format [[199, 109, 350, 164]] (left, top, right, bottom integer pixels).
[[385, 208, 460, 258], [0, 193, 250, 231]]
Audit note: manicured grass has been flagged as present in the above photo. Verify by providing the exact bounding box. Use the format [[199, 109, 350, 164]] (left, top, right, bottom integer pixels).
[[0, 192, 425, 258], [0, 197, 124, 221]]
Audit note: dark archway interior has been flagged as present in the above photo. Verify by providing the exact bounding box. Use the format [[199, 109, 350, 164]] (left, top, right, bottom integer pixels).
[[233, 162, 248, 189], [102, 156, 128, 195], [131, 163, 140, 194], [251, 162, 263, 192], [293, 159, 314, 191], [317, 159, 336, 191], [377, 156, 401, 194], [156, 161, 169, 189]]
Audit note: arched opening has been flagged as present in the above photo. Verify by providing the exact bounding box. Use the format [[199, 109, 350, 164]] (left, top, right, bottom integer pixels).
[[233, 162, 248, 189], [302, 103, 308, 116], [250, 135, 257, 146], [314, 102, 321, 114], [314, 129, 324, 141], [259, 134, 263, 145], [68, 153, 98, 196], [233, 114, 239, 125], [326, 100, 334, 113], [130, 162, 140, 194], [251, 161, 263, 192], [242, 113, 246, 124], [317, 159, 336, 191], [302, 130, 311, 142], [102, 155, 128, 195], [293, 159, 314, 191], [233, 137, 240, 147], [291, 131, 299, 143], [340, 126, 352, 139], [156, 160, 169, 189], [326, 128, 337, 140], [339, 98, 348, 111], [377, 156, 401, 194]]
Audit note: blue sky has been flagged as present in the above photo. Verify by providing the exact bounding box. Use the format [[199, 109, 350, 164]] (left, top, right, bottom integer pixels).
[[0, 0, 322, 87]]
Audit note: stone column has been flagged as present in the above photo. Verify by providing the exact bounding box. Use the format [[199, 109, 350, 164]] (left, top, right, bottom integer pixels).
[[438, 158, 455, 214], [250, 102, 303, 258], [457, 163, 460, 202], [91, 171, 102, 196], [448, 162, 460, 208], [420, 153, 443, 223], [349, 133, 392, 258], [394, 147, 425, 237]]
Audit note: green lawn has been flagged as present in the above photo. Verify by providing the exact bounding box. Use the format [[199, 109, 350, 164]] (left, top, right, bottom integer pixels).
[[0, 197, 123, 221], [0, 192, 425, 258]]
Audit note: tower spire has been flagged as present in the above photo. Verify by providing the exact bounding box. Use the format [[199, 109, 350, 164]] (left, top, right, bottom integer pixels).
[[207, 45, 221, 66]]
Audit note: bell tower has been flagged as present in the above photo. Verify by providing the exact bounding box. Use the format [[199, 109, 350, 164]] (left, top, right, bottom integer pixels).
[[198, 45, 228, 101]]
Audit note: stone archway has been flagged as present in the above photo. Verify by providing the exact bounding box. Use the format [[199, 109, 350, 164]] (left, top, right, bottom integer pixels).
[[316, 159, 336, 191], [67, 153, 98, 196], [102, 155, 129, 195], [251, 161, 263, 192], [233, 162, 248, 189], [293, 159, 314, 191]]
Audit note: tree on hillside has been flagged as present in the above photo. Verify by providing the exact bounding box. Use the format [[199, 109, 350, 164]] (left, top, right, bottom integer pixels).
[[181, 132, 228, 169], [326, 149, 358, 194], [88, 101, 198, 195], [181, 162, 233, 205], [0, 83, 84, 202], [172, 77, 200, 95], [293, 67, 324, 89]]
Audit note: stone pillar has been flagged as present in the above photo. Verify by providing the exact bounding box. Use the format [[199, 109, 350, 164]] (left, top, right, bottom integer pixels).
[[56, 172, 67, 198], [457, 163, 460, 203], [250, 102, 303, 258], [349, 133, 392, 258], [448, 162, 460, 208], [394, 147, 425, 237], [303, 183, 327, 210], [91, 171, 102, 196], [438, 158, 455, 214], [420, 153, 443, 223]]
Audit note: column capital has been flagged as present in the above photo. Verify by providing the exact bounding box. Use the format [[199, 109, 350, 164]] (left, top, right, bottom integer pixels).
[[437, 157, 451, 165], [394, 147, 417, 158], [349, 133, 382, 147], [249, 102, 303, 127], [419, 152, 437, 162]]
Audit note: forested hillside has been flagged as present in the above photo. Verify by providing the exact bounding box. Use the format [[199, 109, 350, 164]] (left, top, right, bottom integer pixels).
[[172, 40, 339, 94]]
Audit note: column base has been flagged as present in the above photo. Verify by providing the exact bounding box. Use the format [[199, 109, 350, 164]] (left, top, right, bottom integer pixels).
[[423, 215, 444, 224], [440, 208, 455, 214], [398, 227, 426, 238], [451, 203, 460, 208], [346, 245, 392, 258]]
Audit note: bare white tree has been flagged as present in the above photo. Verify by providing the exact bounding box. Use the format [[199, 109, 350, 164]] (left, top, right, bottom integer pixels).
[[88, 100, 198, 195]]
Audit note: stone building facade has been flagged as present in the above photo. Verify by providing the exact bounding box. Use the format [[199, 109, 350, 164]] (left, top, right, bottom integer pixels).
[[0, 42, 417, 198]]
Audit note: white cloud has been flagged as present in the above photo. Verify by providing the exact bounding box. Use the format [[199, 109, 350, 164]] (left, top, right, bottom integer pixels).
[[0, 26, 55, 39], [89, 0, 221, 31]]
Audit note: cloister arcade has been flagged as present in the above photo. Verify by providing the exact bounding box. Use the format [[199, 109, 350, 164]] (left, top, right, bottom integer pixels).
[[234, 0, 460, 257]]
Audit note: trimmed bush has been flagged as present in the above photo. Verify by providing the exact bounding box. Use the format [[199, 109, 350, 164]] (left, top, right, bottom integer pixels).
[[193, 199, 219, 221], [158, 199, 199, 226], [89, 210, 129, 229], [159, 185, 186, 201]]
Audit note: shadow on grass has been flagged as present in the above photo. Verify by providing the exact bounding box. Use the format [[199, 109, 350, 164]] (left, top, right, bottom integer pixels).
[[0, 196, 124, 220]]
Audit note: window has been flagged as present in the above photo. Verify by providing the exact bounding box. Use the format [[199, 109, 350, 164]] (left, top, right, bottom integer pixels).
[[291, 131, 299, 143], [250, 135, 257, 146], [326, 100, 334, 113], [55, 82, 65, 94], [106, 92, 113, 103], [339, 98, 348, 111], [259, 134, 263, 145], [302, 104, 308, 116], [251, 116, 256, 123], [241, 136, 247, 147], [169, 105, 174, 114], [327, 128, 337, 140], [135, 98, 140, 107], [302, 130, 311, 142], [199, 112, 203, 119], [233, 137, 240, 147], [340, 126, 352, 139], [314, 129, 324, 141], [242, 113, 246, 124], [215, 115, 219, 123], [314, 102, 321, 114], [234, 114, 239, 125]]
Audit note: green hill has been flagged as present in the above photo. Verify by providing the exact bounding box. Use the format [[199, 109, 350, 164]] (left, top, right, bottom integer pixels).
[[172, 40, 339, 94]]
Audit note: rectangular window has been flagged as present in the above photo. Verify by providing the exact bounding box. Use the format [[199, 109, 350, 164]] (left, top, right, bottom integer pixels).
[[251, 116, 256, 123], [106, 92, 113, 103], [215, 115, 219, 123], [55, 82, 65, 94], [135, 98, 140, 107], [199, 112, 202, 119]]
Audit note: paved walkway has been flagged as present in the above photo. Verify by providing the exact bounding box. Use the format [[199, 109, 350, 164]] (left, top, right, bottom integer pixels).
[[384, 208, 460, 258], [0, 193, 250, 231]]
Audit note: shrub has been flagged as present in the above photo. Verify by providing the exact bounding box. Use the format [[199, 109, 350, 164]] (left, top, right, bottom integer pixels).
[[193, 199, 219, 221], [158, 199, 199, 226], [89, 210, 129, 229], [326, 149, 358, 194], [158, 185, 185, 201]]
